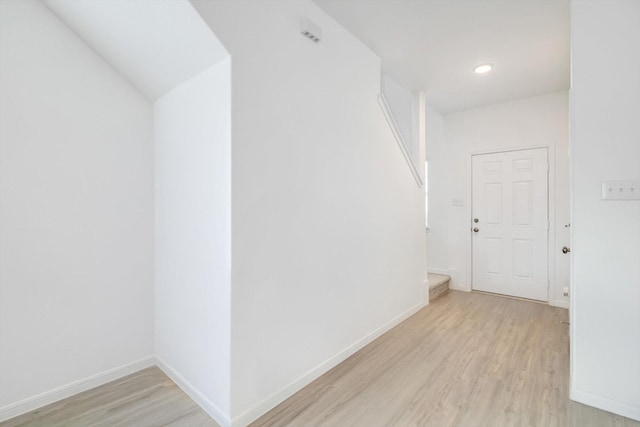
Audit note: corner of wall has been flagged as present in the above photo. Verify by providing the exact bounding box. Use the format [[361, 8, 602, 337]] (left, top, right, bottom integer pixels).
[[155, 357, 232, 427]]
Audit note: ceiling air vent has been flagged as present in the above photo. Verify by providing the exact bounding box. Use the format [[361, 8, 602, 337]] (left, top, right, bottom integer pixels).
[[300, 17, 321, 44]]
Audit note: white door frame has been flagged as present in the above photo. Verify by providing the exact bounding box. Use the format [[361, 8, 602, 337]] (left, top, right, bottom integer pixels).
[[464, 144, 557, 305]]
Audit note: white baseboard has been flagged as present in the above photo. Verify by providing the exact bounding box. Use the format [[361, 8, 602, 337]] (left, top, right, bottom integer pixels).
[[155, 357, 231, 427], [423, 279, 430, 305], [428, 268, 470, 292], [571, 388, 640, 421], [0, 302, 427, 427], [552, 299, 570, 309], [230, 301, 426, 427], [0, 355, 155, 423]]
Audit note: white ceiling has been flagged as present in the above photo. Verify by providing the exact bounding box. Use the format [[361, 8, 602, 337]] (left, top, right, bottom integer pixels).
[[313, 0, 570, 114], [44, 0, 228, 101]]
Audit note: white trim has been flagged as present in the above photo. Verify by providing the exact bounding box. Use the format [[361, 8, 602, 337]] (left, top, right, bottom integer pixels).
[[571, 388, 640, 422], [230, 301, 426, 427], [446, 267, 467, 292], [377, 93, 424, 188], [569, 67, 577, 408], [551, 299, 570, 309], [547, 144, 558, 306], [448, 283, 470, 292], [423, 279, 431, 305], [468, 145, 552, 156], [428, 268, 468, 291], [0, 356, 155, 422], [155, 357, 231, 427]]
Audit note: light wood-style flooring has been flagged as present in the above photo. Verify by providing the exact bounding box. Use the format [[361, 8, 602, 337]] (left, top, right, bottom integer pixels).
[[4, 291, 639, 426], [252, 291, 640, 427], [1, 367, 219, 427]]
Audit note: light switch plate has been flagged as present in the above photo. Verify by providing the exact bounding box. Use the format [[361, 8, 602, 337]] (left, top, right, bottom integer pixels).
[[602, 180, 640, 200], [451, 198, 465, 206]]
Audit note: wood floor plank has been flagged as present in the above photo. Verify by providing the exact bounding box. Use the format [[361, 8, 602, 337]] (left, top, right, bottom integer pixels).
[[3, 291, 638, 426], [1, 367, 219, 427], [251, 291, 640, 427]]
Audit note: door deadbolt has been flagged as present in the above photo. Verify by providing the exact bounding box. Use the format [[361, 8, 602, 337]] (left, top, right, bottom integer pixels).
[[562, 246, 570, 254], [474, 218, 479, 223]]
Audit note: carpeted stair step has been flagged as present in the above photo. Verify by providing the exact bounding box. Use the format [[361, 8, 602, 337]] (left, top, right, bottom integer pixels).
[[428, 273, 450, 301]]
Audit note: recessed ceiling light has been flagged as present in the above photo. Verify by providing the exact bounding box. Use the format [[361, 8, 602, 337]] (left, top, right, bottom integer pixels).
[[474, 63, 493, 74]]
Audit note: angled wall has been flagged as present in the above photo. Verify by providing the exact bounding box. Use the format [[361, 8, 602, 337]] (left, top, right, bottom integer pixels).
[[1, 0, 232, 423], [43, 0, 228, 101], [0, 0, 154, 417], [191, 1, 427, 424], [2, 1, 427, 425]]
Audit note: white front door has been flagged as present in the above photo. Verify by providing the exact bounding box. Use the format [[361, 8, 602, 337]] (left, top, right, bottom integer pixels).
[[471, 148, 549, 301]]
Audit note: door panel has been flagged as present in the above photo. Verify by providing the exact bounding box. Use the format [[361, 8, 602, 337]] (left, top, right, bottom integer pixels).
[[513, 239, 533, 279], [485, 238, 503, 275], [485, 183, 502, 224], [512, 181, 532, 225], [472, 148, 549, 301]]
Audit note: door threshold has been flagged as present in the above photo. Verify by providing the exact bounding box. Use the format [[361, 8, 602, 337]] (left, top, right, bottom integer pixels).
[[471, 290, 548, 305]]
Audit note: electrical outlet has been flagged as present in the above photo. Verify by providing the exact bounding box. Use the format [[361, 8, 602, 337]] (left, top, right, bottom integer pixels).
[[563, 286, 569, 297], [602, 180, 640, 200]]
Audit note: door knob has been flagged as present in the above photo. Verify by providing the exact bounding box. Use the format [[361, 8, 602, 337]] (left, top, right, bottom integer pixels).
[[473, 227, 479, 233], [562, 246, 570, 254]]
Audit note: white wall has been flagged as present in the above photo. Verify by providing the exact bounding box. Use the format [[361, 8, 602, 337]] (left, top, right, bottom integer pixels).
[[570, 0, 640, 420], [0, 0, 154, 415], [154, 60, 232, 422], [426, 92, 570, 307], [191, 1, 427, 424], [425, 105, 447, 267]]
